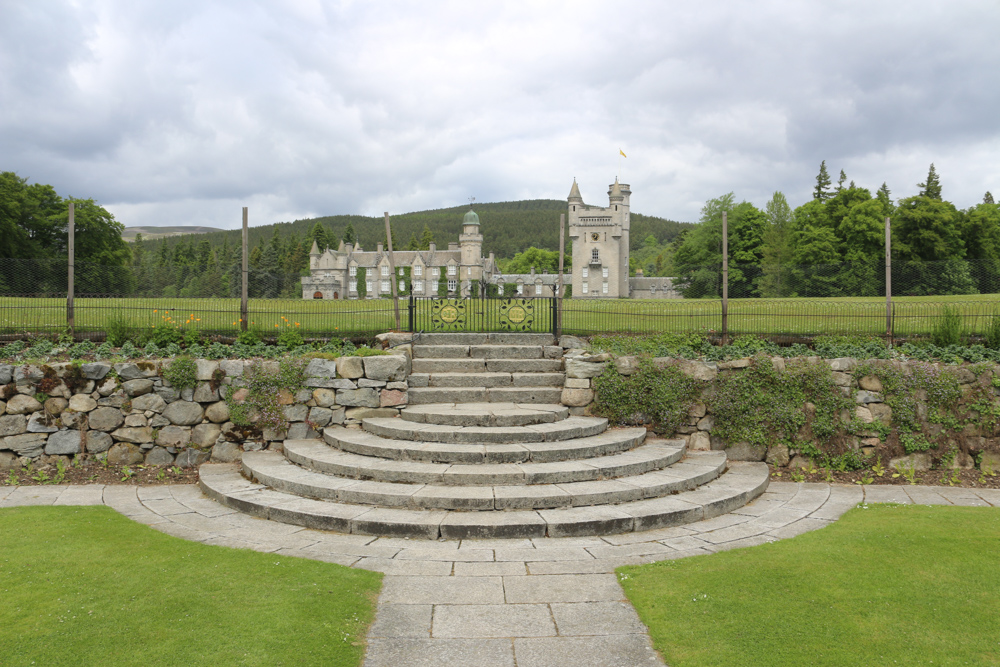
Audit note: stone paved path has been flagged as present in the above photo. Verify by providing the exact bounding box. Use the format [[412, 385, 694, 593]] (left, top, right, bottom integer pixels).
[[4, 481, 999, 666]]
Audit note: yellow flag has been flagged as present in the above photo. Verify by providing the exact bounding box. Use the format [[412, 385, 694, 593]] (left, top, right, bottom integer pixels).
[[619, 149, 627, 158]]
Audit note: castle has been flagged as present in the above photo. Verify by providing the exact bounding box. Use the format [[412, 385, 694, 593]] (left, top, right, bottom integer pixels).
[[302, 179, 680, 299]]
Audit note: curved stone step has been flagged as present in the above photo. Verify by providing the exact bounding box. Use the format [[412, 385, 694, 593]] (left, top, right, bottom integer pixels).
[[241, 450, 725, 511], [400, 403, 569, 427], [412, 344, 546, 360], [323, 426, 649, 464], [411, 359, 564, 374], [283, 438, 684, 485], [362, 415, 608, 444], [416, 333, 556, 346], [411, 372, 566, 388], [199, 461, 769, 539], [407, 386, 564, 405]]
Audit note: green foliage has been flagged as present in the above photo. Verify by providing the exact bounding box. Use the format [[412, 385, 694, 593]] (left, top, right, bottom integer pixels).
[[813, 160, 832, 201], [162, 355, 198, 390], [276, 328, 304, 350], [590, 332, 708, 358], [711, 356, 852, 449], [105, 313, 133, 347], [226, 358, 306, 431], [356, 266, 367, 298], [592, 358, 700, 435], [236, 326, 263, 345], [931, 305, 964, 347]]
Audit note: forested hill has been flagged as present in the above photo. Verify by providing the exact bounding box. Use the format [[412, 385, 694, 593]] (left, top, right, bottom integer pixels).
[[151, 199, 691, 259]]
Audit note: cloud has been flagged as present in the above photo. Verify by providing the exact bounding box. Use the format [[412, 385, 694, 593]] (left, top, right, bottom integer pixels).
[[2, 0, 998, 233]]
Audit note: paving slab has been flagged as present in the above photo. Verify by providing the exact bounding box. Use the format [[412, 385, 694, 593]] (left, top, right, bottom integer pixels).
[[53, 485, 106, 505], [433, 603, 555, 638], [514, 635, 661, 667], [380, 576, 505, 605], [503, 574, 624, 604], [368, 604, 433, 638], [364, 637, 514, 667], [550, 601, 648, 636]]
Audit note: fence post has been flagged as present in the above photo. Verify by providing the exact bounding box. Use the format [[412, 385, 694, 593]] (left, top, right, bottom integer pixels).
[[241, 207, 248, 331], [67, 202, 75, 336], [885, 216, 892, 341], [408, 295, 415, 333], [385, 212, 400, 331], [721, 211, 728, 345], [556, 213, 565, 339]]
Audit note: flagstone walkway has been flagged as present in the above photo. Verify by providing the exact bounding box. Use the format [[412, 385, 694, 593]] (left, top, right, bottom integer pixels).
[[3, 481, 999, 667]]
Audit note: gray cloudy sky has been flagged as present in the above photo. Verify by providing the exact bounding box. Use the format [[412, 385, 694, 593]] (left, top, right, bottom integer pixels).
[[2, 0, 998, 230]]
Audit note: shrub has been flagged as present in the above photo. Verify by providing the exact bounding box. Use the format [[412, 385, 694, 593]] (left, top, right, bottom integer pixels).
[[105, 313, 133, 347], [162, 356, 198, 390], [931, 305, 964, 347], [592, 358, 700, 435], [984, 310, 1000, 350]]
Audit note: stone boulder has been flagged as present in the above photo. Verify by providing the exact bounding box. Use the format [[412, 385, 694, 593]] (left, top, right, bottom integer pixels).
[[122, 379, 154, 397], [156, 425, 191, 448], [890, 453, 931, 471], [380, 389, 407, 407], [110, 426, 154, 444], [131, 393, 167, 413], [336, 388, 380, 408], [205, 401, 230, 423], [210, 440, 241, 463], [192, 383, 220, 403], [559, 335, 587, 349], [0, 414, 27, 437], [81, 363, 111, 380], [312, 389, 336, 408], [560, 387, 593, 407], [163, 401, 204, 426], [726, 441, 766, 462], [175, 448, 210, 468], [5, 394, 42, 415], [305, 359, 338, 378], [44, 397, 69, 416], [0, 364, 12, 385], [191, 423, 221, 448], [766, 443, 790, 467], [88, 407, 125, 432], [565, 358, 606, 379], [145, 447, 175, 466], [45, 430, 82, 455], [614, 356, 639, 376], [106, 443, 144, 466], [4, 433, 47, 457], [85, 431, 113, 454], [27, 413, 58, 433]]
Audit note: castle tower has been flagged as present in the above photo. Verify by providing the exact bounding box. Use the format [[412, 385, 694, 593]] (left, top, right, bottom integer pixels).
[[567, 178, 631, 298], [459, 207, 484, 295]]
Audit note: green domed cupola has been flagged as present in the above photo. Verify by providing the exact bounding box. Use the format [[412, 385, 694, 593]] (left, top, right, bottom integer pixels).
[[463, 209, 480, 226]]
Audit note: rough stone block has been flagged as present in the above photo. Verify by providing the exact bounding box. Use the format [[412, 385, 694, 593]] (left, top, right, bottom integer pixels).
[[219, 359, 244, 378], [111, 426, 154, 444], [678, 360, 717, 381], [193, 383, 219, 403], [559, 335, 587, 349], [205, 401, 230, 423], [0, 415, 28, 438], [131, 393, 166, 413], [890, 453, 931, 471], [124, 414, 147, 428], [380, 389, 407, 407], [3, 433, 47, 457], [283, 404, 309, 422], [828, 357, 857, 371], [156, 425, 191, 448], [564, 378, 590, 389], [337, 356, 365, 379], [122, 379, 154, 397], [210, 441, 241, 463], [44, 430, 81, 455], [305, 359, 338, 378], [766, 443, 790, 466], [5, 395, 42, 415], [312, 388, 336, 407], [0, 364, 12, 385], [175, 448, 210, 468], [286, 423, 319, 440], [80, 363, 111, 380], [614, 356, 638, 375], [560, 387, 593, 407], [344, 407, 395, 420], [726, 441, 765, 461], [855, 390, 883, 404], [85, 431, 113, 453], [27, 413, 58, 433], [688, 431, 711, 451], [191, 423, 221, 448], [336, 388, 380, 408], [88, 407, 124, 432], [308, 407, 333, 427], [145, 447, 175, 466], [565, 359, 606, 379], [364, 355, 410, 381]]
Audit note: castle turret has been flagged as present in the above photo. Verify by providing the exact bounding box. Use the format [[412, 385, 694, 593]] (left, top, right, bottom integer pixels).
[[459, 207, 484, 295], [567, 178, 631, 298]]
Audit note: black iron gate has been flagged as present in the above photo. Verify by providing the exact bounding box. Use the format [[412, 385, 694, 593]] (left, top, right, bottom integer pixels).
[[409, 296, 557, 334]]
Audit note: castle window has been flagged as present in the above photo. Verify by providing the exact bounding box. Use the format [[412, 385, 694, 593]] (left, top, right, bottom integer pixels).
[[448, 265, 456, 277], [349, 265, 357, 277], [432, 267, 440, 278], [582, 283, 589, 294], [414, 265, 423, 277], [602, 267, 609, 278], [381, 265, 389, 277], [414, 281, 423, 292], [582, 268, 589, 279], [398, 267, 404, 276], [516, 283, 524, 295], [535, 283, 543, 296], [381, 279, 390, 292], [591, 248, 600, 264], [602, 281, 609, 294], [350, 282, 356, 292], [399, 280, 405, 292], [433, 280, 439, 293], [366, 280, 373, 293], [447, 279, 457, 292]]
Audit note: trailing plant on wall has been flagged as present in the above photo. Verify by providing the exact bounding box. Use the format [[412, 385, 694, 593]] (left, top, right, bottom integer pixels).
[[711, 355, 854, 454], [592, 358, 700, 435], [225, 358, 306, 432], [356, 267, 367, 299]]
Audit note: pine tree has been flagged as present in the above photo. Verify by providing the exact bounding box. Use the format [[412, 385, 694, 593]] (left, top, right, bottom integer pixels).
[[877, 182, 894, 217], [419, 224, 436, 250], [918, 163, 942, 200], [307, 222, 329, 252], [813, 161, 832, 201], [836, 169, 847, 193], [406, 232, 420, 250], [985, 191, 995, 205], [342, 223, 357, 246]]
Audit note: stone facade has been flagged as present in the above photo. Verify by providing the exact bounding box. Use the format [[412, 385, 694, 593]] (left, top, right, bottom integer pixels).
[[302, 209, 498, 300]]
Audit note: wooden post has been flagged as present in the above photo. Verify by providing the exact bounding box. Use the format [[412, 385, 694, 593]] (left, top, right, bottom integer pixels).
[[67, 202, 75, 335], [721, 211, 728, 346], [885, 216, 892, 341], [557, 213, 565, 338], [385, 212, 400, 331], [241, 207, 249, 331]]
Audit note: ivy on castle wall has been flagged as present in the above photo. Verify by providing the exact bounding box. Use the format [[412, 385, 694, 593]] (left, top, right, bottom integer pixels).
[[592, 359, 700, 436], [356, 267, 367, 298]]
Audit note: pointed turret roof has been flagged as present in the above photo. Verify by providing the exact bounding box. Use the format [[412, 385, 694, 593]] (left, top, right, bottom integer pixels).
[[338, 239, 345, 252], [568, 178, 583, 202], [309, 240, 320, 255]]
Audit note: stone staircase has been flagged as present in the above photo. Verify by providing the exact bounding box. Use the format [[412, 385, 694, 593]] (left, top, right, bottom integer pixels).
[[200, 333, 769, 539]]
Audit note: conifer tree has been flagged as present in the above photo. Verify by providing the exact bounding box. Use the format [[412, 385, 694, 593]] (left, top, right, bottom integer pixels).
[[342, 223, 357, 246], [985, 191, 995, 205], [419, 224, 436, 250], [813, 161, 832, 201], [877, 182, 894, 217], [918, 163, 942, 200], [406, 232, 420, 251], [836, 169, 847, 192], [307, 222, 329, 252]]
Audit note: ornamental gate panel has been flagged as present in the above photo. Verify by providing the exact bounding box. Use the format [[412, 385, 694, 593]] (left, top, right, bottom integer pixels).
[[409, 296, 557, 334]]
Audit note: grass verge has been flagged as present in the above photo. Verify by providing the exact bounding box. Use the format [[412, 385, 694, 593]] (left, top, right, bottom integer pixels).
[[618, 504, 1000, 666], [0, 506, 382, 666]]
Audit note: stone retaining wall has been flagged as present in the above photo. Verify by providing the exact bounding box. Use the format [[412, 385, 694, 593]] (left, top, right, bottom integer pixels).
[[0, 354, 410, 470], [560, 349, 1000, 473]]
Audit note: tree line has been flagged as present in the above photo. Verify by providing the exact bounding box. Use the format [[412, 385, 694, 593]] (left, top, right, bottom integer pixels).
[[670, 163, 1000, 298]]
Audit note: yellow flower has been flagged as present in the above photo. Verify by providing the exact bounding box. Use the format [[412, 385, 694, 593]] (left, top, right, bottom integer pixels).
[[153, 309, 158, 313], [295, 322, 300, 326]]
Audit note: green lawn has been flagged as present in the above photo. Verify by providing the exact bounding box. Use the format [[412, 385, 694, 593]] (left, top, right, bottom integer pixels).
[[618, 504, 1000, 667], [0, 293, 997, 337], [0, 506, 382, 667]]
